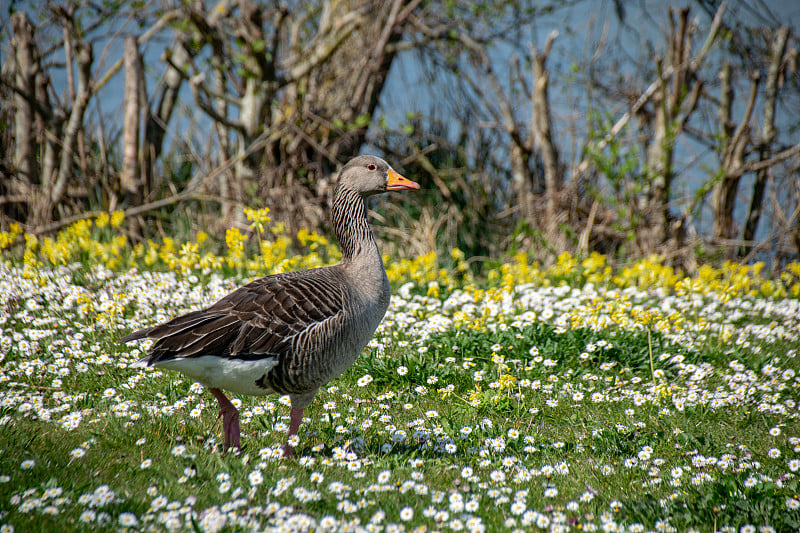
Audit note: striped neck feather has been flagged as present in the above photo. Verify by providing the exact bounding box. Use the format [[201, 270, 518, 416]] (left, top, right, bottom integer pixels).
[[331, 186, 376, 261]]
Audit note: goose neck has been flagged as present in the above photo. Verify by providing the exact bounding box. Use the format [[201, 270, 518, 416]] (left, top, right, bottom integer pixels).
[[331, 187, 375, 262]]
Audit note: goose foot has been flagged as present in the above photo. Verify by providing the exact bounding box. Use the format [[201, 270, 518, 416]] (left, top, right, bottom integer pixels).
[[210, 388, 240, 451]]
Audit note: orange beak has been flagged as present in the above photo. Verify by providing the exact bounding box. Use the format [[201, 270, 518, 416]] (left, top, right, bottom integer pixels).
[[386, 168, 420, 191]]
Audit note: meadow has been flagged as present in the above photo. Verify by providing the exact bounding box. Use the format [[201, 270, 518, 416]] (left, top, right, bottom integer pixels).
[[0, 212, 799, 532]]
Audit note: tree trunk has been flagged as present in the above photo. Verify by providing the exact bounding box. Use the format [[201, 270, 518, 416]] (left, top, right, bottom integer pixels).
[[712, 71, 759, 245], [740, 27, 789, 257], [213, 67, 235, 222], [144, 40, 188, 198], [509, 145, 533, 222], [121, 35, 142, 205], [740, 161, 767, 253], [711, 62, 734, 242], [644, 66, 674, 245], [531, 33, 561, 228], [11, 13, 37, 186]]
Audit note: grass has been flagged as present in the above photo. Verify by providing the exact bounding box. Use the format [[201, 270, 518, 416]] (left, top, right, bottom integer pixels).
[[1, 221, 800, 532]]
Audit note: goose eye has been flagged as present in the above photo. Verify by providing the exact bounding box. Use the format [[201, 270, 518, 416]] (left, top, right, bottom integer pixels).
[[367, 163, 377, 171]]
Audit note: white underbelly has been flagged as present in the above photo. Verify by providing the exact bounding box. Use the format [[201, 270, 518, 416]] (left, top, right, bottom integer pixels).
[[155, 356, 278, 396]]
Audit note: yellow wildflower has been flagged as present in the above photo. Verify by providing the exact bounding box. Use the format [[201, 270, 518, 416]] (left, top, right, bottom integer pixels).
[[225, 227, 246, 268], [110, 210, 124, 227], [244, 207, 271, 234], [96, 212, 110, 228], [498, 373, 517, 391], [0, 223, 22, 250]]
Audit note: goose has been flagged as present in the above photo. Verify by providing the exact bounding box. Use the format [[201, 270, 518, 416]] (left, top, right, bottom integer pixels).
[[119, 155, 419, 457]]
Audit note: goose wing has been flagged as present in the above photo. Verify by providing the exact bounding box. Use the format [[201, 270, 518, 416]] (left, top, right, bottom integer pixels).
[[120, 268, 345, 365]]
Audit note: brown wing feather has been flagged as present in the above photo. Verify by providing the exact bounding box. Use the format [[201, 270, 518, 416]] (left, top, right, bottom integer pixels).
[[120, 267, 346, 365]]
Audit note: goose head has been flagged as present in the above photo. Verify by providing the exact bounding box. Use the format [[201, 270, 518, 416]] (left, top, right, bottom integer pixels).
[[337, 155, 420, 197]]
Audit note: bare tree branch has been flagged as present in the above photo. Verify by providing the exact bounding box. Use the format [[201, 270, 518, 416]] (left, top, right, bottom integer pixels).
[[285, 10, 364, 82], [29, 126, 285, 235], [574, 2, 726, 179], [91, 9, 181, 94]]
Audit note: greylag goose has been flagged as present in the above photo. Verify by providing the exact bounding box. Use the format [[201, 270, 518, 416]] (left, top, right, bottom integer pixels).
[[119, 155, 419, 457]]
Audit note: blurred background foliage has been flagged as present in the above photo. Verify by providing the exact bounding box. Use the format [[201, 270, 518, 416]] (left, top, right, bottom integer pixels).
[[1, 0, 799, 275]]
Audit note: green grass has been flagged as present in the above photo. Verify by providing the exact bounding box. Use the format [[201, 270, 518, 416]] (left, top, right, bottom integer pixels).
[[1, 262, 799, 532]]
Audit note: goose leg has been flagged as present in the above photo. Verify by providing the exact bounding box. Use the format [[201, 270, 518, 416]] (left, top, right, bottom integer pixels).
[[282, 407, 304, 459], [209, 388, 240, 451]]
